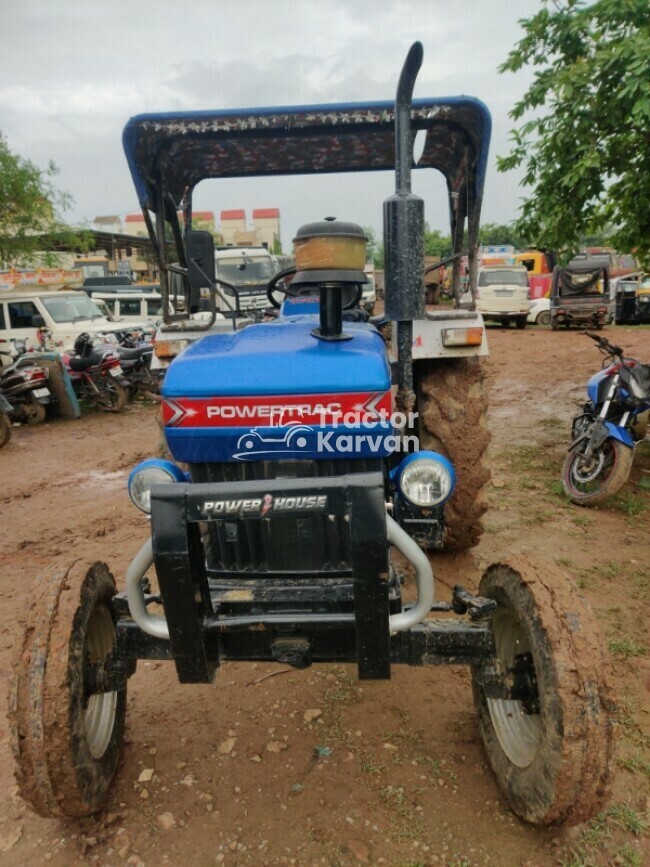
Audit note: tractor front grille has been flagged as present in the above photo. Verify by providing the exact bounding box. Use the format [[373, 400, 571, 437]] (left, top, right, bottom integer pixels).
[[189, 459, 383, 575]]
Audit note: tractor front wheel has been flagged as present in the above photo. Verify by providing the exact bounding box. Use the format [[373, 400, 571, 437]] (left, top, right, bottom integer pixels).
[[472, 559, 614, 825], [10, 562, 126, 817], [416, 357, 490, 551]]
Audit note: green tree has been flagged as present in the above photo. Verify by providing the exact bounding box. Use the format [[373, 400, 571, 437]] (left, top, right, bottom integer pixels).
[[362, 225, 386, 269], [498, 0, 650, 265], [422, 225, 451, 259], [478, 222, 525, 248], [0, 133, 88, 266], [363, 225, 378, 262]]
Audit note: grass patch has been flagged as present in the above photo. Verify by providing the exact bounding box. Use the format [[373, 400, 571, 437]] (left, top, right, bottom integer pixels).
[[540, 416, 565, 428], [602, 561, 622, 580], [614, 493, 647, 516], [319, 667, 361, 747], [631, 568, 649, 600], [617, 753, 650, 780], [607, 803, 647, 836], [614, 697, 650, 750], [377, 784, 424, 842], [608, 637, 648, 658], [415, 755, 442, 777], [560, 803, 648, 867], [545, 479, 572, 501], [359, 753, 386, 777]]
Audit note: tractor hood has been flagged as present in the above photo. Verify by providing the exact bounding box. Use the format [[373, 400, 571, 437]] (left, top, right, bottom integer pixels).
[[161, 318, 393, 464]]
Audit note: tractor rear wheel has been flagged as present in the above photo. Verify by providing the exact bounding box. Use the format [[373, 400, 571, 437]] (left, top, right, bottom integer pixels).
[[416, 357, 490, 551], [472, 559, 614, 825], [10, 562, 126, 817]]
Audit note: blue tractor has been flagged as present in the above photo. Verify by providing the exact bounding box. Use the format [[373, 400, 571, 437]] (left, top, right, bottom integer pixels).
[[12, 44, 613, 827]]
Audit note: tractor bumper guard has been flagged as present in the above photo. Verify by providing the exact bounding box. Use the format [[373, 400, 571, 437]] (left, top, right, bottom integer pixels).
[[118, 472, 496, 682]]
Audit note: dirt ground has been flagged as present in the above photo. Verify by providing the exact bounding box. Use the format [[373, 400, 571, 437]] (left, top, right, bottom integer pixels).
[[0, 325, 648, 867]]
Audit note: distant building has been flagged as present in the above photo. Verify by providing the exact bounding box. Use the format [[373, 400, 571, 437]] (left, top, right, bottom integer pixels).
[[188, 211, 216, 234], [123, 208, 279, 251], [252, 208, 280, 252], [220, 209, 247, 246], [124, 213, 148, 237], [93, 215, 123, 233], [124, 210, 216, 235]]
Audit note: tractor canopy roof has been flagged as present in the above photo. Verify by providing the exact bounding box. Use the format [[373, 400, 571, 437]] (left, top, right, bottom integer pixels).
[[122, 97, 491, 220]]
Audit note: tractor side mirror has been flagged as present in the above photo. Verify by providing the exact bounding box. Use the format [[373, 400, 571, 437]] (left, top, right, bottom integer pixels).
[[186, 230, 215, 312]]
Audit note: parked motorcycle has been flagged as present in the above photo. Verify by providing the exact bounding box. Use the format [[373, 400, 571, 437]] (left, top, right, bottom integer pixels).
[[562, 332, 650, 504], [120, 344, 164, 400], [0, 342, 52, 424], [0, 390, 12, 448], [94, 330, 164, 400], [63, 333, 129, 413]]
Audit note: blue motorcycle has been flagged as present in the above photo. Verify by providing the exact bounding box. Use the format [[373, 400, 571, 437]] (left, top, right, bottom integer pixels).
[[562, 332, 650, 504]]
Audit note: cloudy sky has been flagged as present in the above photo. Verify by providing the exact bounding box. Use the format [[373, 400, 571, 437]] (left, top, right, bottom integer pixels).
[[1, 0, 543, 249]]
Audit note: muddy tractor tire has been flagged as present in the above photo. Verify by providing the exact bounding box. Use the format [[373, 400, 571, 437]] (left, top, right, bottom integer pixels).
[[472, 559, 615, 826], [416, 357, 490, 551], [10, 562, 126, 817]]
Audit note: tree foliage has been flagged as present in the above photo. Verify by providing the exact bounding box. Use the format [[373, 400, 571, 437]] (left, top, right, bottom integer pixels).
[[498, 0, 650, 265], [0, 133, 89, 265], [369, 221, 528, 270], [423, 222, 524, 260]]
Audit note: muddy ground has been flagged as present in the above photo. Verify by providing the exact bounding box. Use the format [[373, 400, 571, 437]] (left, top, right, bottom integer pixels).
[[0, 326, 648, 867]]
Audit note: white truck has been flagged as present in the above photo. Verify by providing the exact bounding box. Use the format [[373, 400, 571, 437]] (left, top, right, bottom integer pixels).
[[213, 247, 275, 315]]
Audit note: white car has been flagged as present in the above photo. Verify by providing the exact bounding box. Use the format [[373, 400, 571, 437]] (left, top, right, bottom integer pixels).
[[475, 266, 532, 329], [0, 290, 133, 352], [527, 297, 551, 326], [91, 291, 164, 323]]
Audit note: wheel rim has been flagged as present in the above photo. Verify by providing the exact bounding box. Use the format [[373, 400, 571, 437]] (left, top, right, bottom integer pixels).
[[567, 441, 615, 496], [487, 609, 542, 768], [97, 380, 118, 408], [84, 604, 117, 760]]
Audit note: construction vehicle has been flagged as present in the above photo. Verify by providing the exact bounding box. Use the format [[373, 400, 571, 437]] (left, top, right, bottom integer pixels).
[[514, 248, 555, 300], [11, 43, 613, 827]]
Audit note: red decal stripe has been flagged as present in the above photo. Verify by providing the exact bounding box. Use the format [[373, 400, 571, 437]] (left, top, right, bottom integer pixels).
[[163, 391, 392, 428]]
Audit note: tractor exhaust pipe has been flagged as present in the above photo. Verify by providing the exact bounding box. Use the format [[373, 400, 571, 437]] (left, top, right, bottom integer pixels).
[[383, 42, 425, 415]]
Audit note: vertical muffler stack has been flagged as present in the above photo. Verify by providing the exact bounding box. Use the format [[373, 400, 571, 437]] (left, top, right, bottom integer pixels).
[[383, 42, 425, 414]]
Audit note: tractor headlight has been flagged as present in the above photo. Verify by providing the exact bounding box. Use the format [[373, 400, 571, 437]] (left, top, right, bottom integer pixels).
[[395, 451, 456, 508], [128, 459, 185, 513]]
